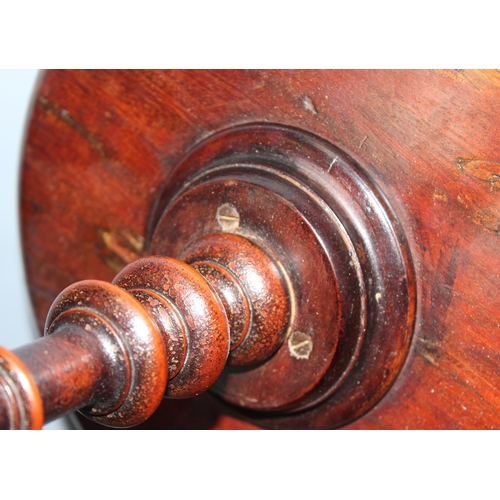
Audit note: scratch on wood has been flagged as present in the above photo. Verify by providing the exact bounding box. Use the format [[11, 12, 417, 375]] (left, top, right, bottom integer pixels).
[[419, 242, 460, 346], [97, 227, 145, 272], [469, 209, 500, 235], [459, 70, 481, 92], [435, 244, 460, 323], [358, 135, 368, 149], [38, 95, 108, 159], [415, 339, 465, 386], [456, 191, 500, 235], [328, 155, 339, 173], [455, 157, 500, 191], [301, 94, 318, 115], [433, 192, 449, 203], [416, 343, 441, 367]]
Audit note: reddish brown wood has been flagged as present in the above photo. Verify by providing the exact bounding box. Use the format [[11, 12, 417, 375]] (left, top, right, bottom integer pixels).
[[0, 346, 43, 429], [114, 257, 230, 398], [15, 70, 500, 429], [150, 125, 414, 428], [44, 279, 167, 426], [0, 232, 293, 428], [4, 276, 170, 428], [179, 233, 290, 366], [190, 261, 251, 354]]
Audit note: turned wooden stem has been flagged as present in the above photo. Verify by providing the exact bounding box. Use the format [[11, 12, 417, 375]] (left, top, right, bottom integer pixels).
[[0, 233, 290, 429], [14, 326, 122, 423]]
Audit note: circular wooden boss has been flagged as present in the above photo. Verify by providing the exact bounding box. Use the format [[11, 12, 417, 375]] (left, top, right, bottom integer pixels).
[[150, 124, 416, 427]]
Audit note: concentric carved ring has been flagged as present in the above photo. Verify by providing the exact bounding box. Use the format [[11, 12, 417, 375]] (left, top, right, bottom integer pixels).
[[190, 261, 251, 353], [0, 347, 43, 430], [114, 257, 230, 398], [150, 123, 416, 429], [180, 233, 290, 366], [45, 280, 168, 427]]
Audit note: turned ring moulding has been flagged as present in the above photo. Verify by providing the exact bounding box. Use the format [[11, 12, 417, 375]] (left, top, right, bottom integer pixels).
[[10, 122, 416, 429], [147, 123, 416, 429]]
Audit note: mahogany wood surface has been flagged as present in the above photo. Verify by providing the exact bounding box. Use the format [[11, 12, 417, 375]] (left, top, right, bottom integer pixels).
[[19, 70, 500, 429], [0, 234, 291, 428], [149, 124, 415, 428]]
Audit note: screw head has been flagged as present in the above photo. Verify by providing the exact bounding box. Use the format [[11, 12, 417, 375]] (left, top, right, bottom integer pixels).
[[288, 331, 313, 360], [216, 204, 240, 231]]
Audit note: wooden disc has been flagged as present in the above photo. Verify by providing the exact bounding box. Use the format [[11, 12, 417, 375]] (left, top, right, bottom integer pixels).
[[21, 70, 500, 429]]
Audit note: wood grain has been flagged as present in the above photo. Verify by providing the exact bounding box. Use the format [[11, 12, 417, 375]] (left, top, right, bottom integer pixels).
[[20, 70, 500, 429]]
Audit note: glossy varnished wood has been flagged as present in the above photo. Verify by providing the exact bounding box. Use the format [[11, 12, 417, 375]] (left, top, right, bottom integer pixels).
[[21, 70, 500, 429], [0, 233, 293, 428], [150, 124, 414, 428]]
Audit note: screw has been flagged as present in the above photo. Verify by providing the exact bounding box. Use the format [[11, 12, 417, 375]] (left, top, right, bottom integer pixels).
[[288, 331, 313, 360], [217, 204, 240, 232]]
